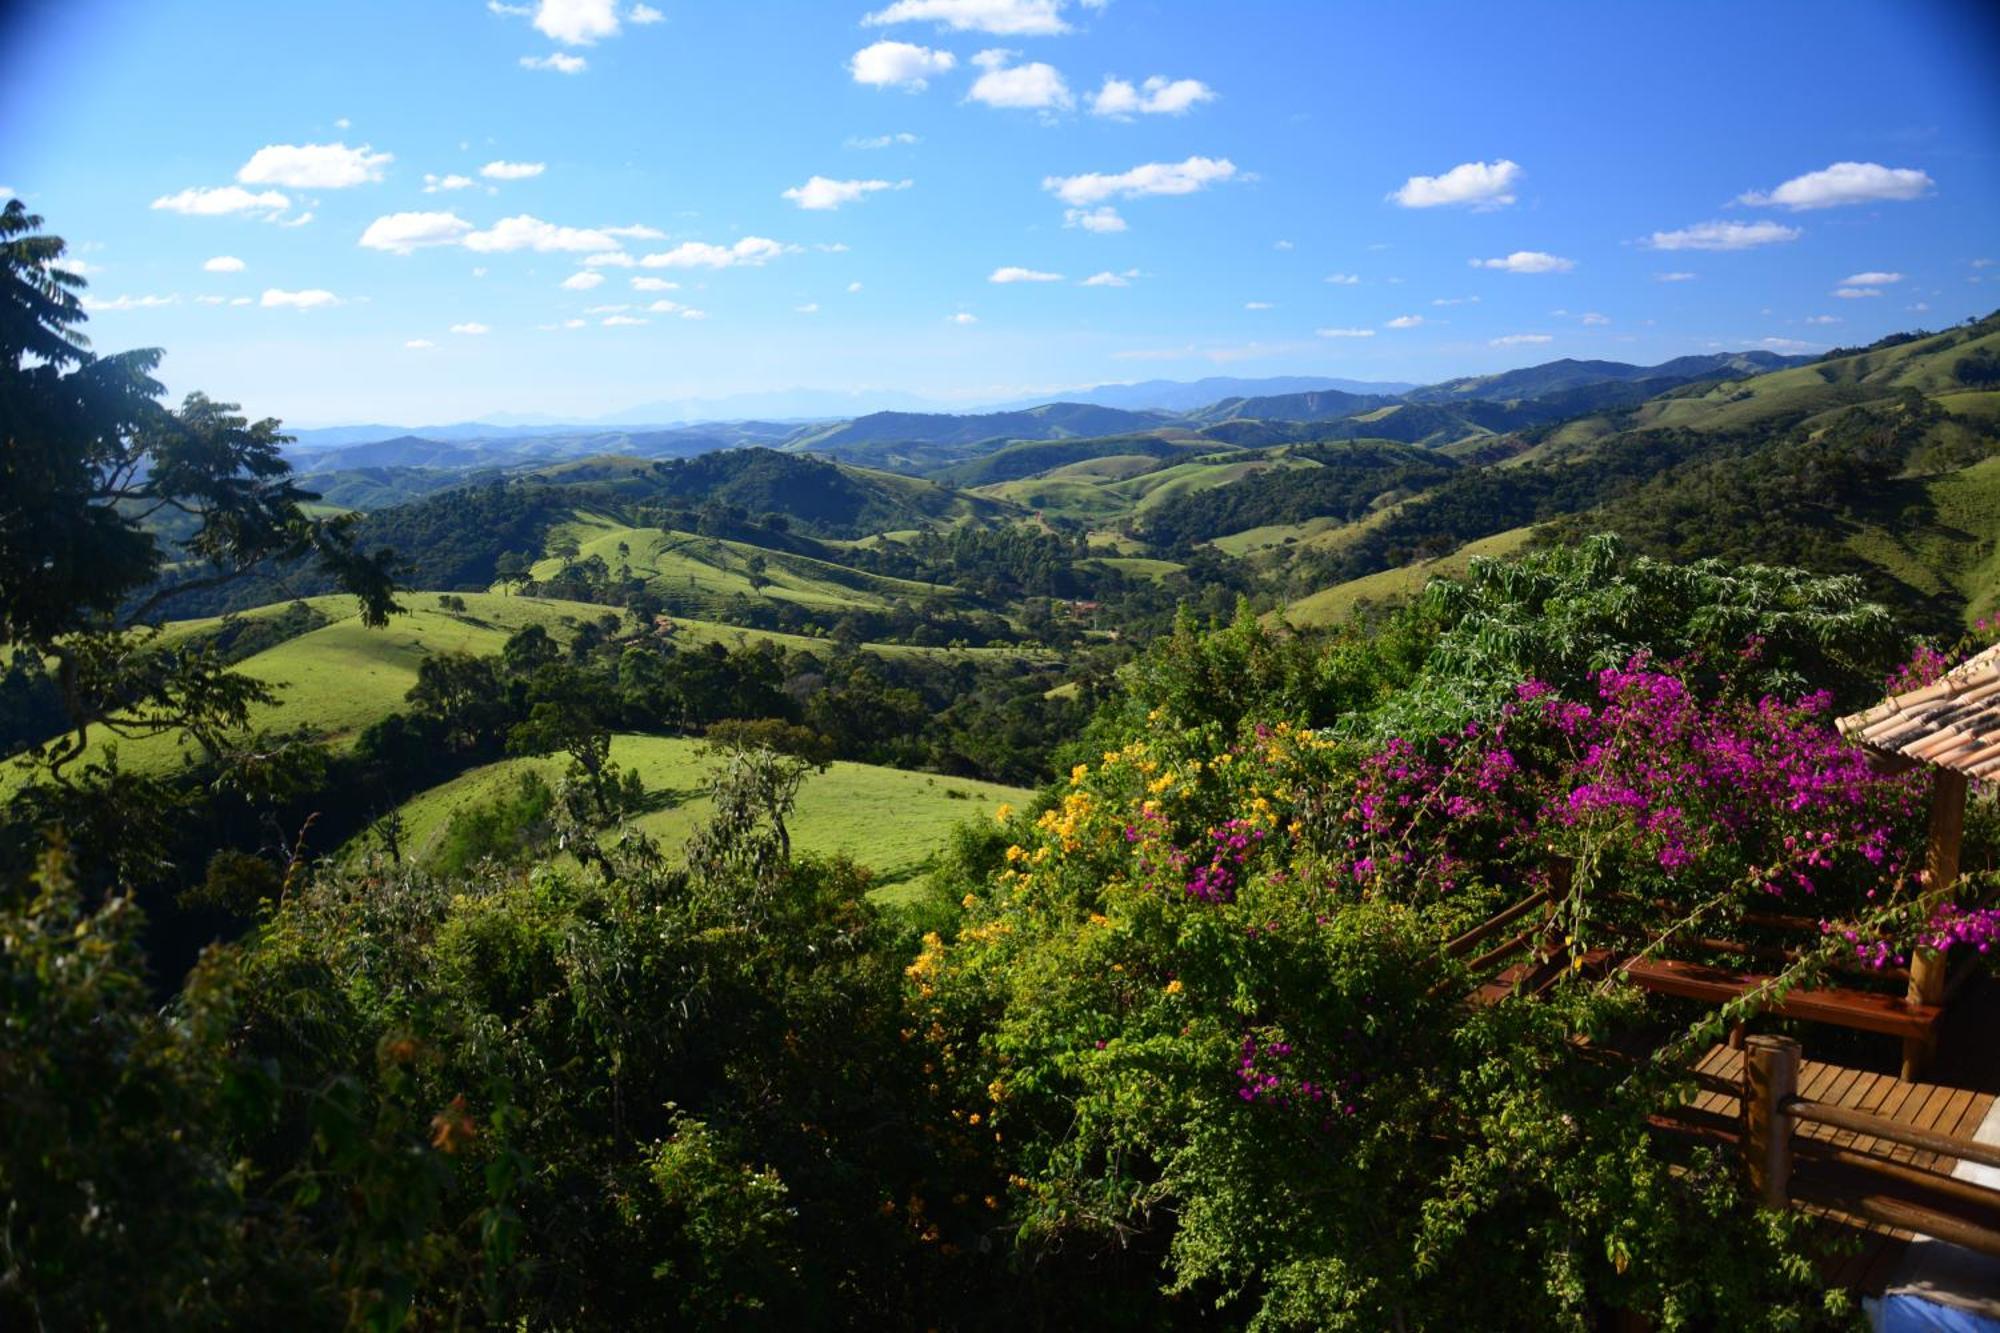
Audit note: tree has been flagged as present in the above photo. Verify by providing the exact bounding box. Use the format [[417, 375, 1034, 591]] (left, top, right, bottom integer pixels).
[[0, 202, 401, 779], [494, 549, 531, 594]]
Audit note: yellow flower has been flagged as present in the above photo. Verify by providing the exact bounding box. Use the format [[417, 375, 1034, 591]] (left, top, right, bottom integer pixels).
[[993, 803, 1014, 824], [1165, 978, 1183, 995], [1071, 763, 1091, 785]]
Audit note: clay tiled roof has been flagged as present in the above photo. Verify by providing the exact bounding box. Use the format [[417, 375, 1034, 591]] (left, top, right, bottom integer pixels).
[[1838, 643, 2000, 779]]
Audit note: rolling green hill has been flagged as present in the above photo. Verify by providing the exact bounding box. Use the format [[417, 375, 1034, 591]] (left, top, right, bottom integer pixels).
[[376, 733, 1029, 894]]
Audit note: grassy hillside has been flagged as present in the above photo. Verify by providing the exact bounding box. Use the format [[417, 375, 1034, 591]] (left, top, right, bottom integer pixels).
[[381, 733, 1029, 893], [1281, 526, 1537, 626]]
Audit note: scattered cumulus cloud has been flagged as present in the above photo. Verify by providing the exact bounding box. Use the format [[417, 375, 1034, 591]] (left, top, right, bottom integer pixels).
[[1043, 155, 1236, 206], [1490, 333, 1552, 346], [1737, 161, 1933, 210], [602, 314, 647, 326], [261, 287, 340, 309], [151, 186, 291, 217], [639, 236, 795, 268], [1645, 220, 1800, 251], [849, 41, 956, 89], [1323, 272, 1359, 285], [864, 0, 1075, 36], [1080, 269, 1140, 286], [405, 338, 435, 348], [966, 50, 1073, 110], [424, 173, 476, 192], [1089, 75, 1215, 118], [1655, 271, 1697, 281], [795, 302, 820, 313], [82, 293, 178, 311], [848, 281, 865, 292], [631, 276, 679, 290], [1390, 159, 1519, 210], [1840, 271, 1903, 286], [465, 215, 631, 253], [521, 52, 588, 73], [534, 0, 620, 43], [203, 255, 245, 273], [1316, 327, 1374, 338], [948, 311, 978, 324], [782, 175, 911, 210], [1758, 336, 1819, 352], [1834, 286, 1882, 299], [990, 265, 1063, 283], [1471, 251, 1573, 274], [481, 160, 547, 180], [1063, 205, 1126, 233], [237, 142, 390, 188], [1804, 315, 1842, 325], [1431, 295, 1478, 306], [561, 271, 605, 290], [584, 250, 637, 267], [1243, 300, 1272, 309], [628, 3, 664, 21], [1578, 312, 1610, 326], [1384, 314, 1424, 329], [847, 132, 921, 149], [451, 321, 490, 334]]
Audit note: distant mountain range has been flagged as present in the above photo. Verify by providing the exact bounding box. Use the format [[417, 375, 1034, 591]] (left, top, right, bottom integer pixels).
[[285, 352, 1819, 479]]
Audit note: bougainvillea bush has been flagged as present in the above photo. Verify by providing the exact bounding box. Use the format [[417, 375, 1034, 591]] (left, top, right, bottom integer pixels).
[[914, 626, 2000, 1327]]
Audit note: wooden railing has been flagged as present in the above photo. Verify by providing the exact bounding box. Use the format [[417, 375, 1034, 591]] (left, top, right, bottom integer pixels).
[[1742, 1035, 2000, 1259]]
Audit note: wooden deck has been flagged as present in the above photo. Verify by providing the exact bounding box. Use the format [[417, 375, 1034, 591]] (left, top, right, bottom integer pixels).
[[1687, 1042, 1998, 1293]]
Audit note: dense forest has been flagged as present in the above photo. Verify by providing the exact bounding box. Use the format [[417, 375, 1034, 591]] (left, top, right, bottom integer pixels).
[[7, 199, 2000, 1329]]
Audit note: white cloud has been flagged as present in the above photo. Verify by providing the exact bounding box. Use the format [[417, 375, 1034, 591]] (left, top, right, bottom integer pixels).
[[1316, 327, 1374, 338], [1389, 159, 1520, 210], [151, 186, 291, 217], [948, 311, 978, 324], [203, 255, 245, 273], [1833, 287, 1882, 299], [1089, 75, 1214, 118], [584, 304, 629, 314], [644, 298, 680, 312], [481, 160, 547, 180], [864, 0, 1072, 36], [278, 211, 314, 229], [465, 215, 626, 253], [81, 293, 178, 311], [1043, 155, 1236, 206], [560, 270, 605, 290], [359, 211, 476, 253], [1384, 314, 1424, 329], [1242, 300, 1272, 309], [1578, 312, 1609, 326], [490, 1, 532, 14], [602, 314, 647, 326], [1273, 239, 1293, 251], [847, 281, 864, 293], [1063, 205, 1126, 233], [237, 142, 391, 189], [230, 296, 252, 305], [638, 236, 795, 268], [990, 265, 1063, 283], [1738, 161, 1933, 211], [335, 117, 351, 129], [796, 302, 820, 313], [1840, 271, 1903, 286], [1081, 270, 1139, 287], [405, 338, 436, 348], [678, 308, 708, 320], [1490, 333, 1552, 346], [1655, 271, 1696, 281], [782, 175, 911, 210], [1323, 272, 1359, 285], [849, 41, 956, 90], [966, 52, 1072, 110], [195, 295, 225, 305], [631, 276, 679, 290], [1431, 295, 1478, 306], [535, 0, 619, 43], [584, 250, 637, 267], [1646, 220, 1800, 251], [815, 242, 850, 253], [847, 132, 920, 149], [1471, 251, 1574, 274], [261, 287, 340, 309], [1804, 315, 1842, 325], [1973, 258, 1994, 269], [628, 3, 664, 21], [1758, 337, 1819, 352], [521, 52, 588, 73], [424, 173, 476, 192], [1909, 301, 1930, 312], [451, 321, 490, 334]]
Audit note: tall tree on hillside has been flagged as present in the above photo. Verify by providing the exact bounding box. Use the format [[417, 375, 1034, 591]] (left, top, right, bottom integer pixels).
[[0, 200, 402, 779]]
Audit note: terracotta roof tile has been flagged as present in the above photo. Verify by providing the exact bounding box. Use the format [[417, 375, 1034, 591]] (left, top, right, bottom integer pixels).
[[1838, 643, 2000, 779]]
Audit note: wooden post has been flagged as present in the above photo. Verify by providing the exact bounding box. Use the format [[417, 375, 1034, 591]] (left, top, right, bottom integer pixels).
[[1744, 1034, 1800, 1209], [1903, 769, 1966, 1081]]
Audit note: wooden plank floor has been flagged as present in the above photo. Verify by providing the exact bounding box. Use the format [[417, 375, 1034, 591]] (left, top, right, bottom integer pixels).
[[1688, 1043, 1996, 1292]]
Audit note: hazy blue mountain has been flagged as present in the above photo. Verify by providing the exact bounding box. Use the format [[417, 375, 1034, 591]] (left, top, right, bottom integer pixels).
[[784, 402, 1174, 454], [1406, 351, 1811, 404], [977, 375, 1417, 413]]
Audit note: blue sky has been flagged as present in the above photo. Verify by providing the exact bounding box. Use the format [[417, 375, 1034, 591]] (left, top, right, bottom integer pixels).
[[2, 0, 1996, 425]]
